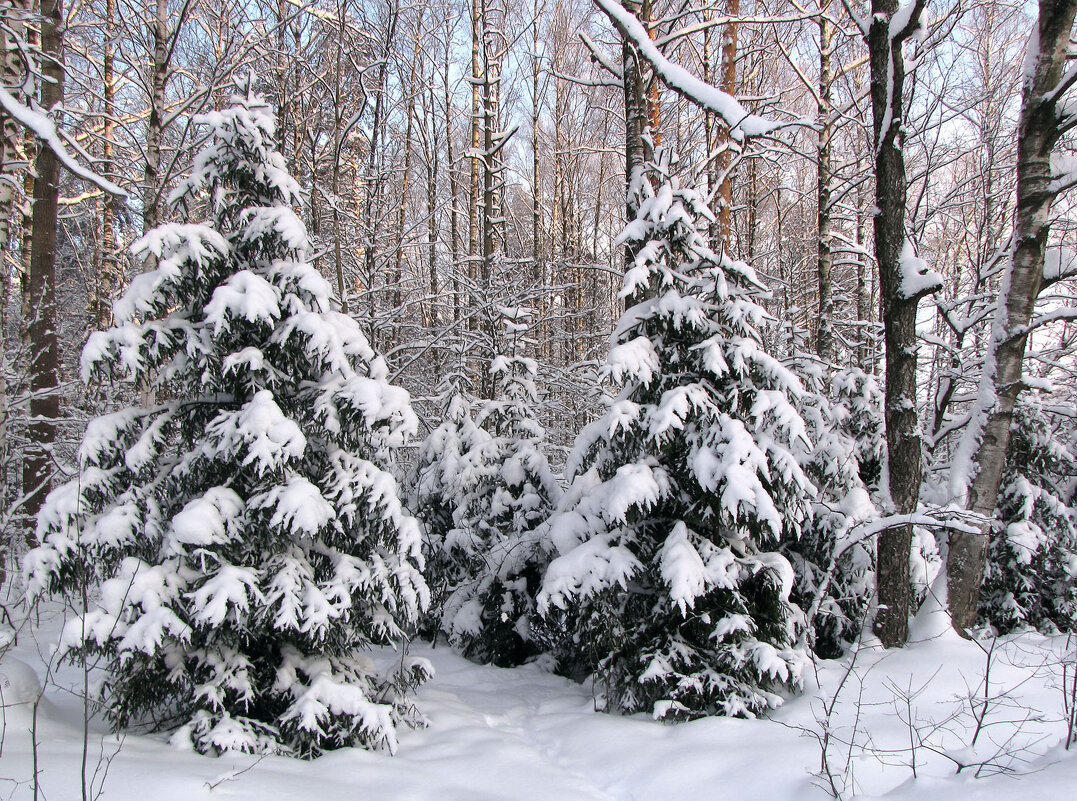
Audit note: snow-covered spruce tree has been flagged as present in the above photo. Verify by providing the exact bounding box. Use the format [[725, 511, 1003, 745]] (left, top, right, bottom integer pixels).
[[979, 399, 1077, 634], [410, 371, 492, 639], [23, 80, 430, 757], [414, 333, 561, 666], [442, 351, 561, 666], [538, 150, 814, 719], [778, 350, 880, 658]]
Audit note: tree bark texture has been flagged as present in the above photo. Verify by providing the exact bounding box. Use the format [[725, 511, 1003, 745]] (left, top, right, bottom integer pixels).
[[621, 0, 654, 291], [143, 0, 167, 233], [947, 0, 1077, 633], [715, 0, 738, 250], [816, 7, 834, 363], [868, 0, 927, 648], [24, 0, 63, 528]]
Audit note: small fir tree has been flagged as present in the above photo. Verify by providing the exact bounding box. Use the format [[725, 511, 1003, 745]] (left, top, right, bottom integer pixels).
[[538, 151, 814, 719], [442, 351, 561, 665], [414, 318, 561, 666], [779, 352, 880, 658], [24, 79, 430, 757], [979, 400, 1077, 634], [410, 372, 492, 638]]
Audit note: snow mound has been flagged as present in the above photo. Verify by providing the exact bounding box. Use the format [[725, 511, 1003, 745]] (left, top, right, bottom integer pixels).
[[0, 657, 41, 706]]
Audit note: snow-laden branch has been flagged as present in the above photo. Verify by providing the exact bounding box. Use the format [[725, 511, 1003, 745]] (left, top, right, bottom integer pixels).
[[0, 87, 126, 197], [897, 240, 943, 300], [579, 31, 623, 80], [1045, 245, 1077, 283], [653, 10, 822, 48], [592, 0, 808, 140], [1046, 60, 1077, 105], [1049, 168, 1077, 195], [1007, 306, 1077, 342], [800, 506, 982, 643], [873, 0, 926, 154]]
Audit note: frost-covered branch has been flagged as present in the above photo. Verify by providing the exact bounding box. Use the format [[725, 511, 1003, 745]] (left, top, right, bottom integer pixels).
[[592, 0, 808, 139], [0, 87, 126, 197]]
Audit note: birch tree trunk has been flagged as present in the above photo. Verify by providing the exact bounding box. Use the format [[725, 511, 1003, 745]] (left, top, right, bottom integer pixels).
[[444, 30, 461, 327], [947, 0, 1077, 633], [815, 4, 834, 363], [95, 0, 118, 327], [144, 0, 167, 233], [0, 0, 27, 252]]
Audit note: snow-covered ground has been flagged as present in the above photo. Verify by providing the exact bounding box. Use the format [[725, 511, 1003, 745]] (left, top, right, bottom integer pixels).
[[1, 594, 1075, 800]]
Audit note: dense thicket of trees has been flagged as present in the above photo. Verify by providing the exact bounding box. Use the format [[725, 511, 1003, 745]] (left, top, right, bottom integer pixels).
[[2, 0, 1076, 754]]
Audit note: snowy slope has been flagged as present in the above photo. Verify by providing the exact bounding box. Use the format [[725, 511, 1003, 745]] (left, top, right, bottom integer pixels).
[[1, 596, 1075, 800]]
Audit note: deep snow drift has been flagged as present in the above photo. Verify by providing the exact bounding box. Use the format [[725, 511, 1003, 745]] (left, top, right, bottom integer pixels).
[[1, 593, 1075, 800]]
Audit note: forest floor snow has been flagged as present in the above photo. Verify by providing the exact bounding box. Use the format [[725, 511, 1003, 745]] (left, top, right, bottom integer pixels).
[[1, 593, 1076, 800]]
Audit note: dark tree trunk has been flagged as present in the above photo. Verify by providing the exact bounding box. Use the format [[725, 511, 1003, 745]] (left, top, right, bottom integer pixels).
[[24, 0, 64, 529], [867, 0, 928, 648]]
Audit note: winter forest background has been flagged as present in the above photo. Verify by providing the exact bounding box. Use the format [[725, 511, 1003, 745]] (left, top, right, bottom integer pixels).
[[1, 0, 1077, 797]]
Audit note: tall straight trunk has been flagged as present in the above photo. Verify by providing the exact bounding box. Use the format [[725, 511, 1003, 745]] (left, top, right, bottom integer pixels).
[[468, 0, 481, 287], [702, 10, 716, 247], [815, 6, 834, 363], [480, 0, 498, 291], [392, 17, 423, 341], [444, 33, 460, 327], [552, 71, 563, 264], [531, 1, 542, 268], [292, 22, 302, 173], [855, 180, 870, 370], [275, 0, 292, 169], [715, 0, 739, 250], [532, 1, 546, 360], [24, 0, 64, 528], [144, 0, 167, 233], [331, 0, 348, 313], [867, 0, 928, 648], [715, 0, 738, 236], [947, 0, 1077, 633], [360, 0, 399, 332], [477, 0, 504, 397], [0, 0, 29, 561], [621, 0, 653, 285], [746, 153, 758, 265], [96, 0, 118, 327], [0, 0, 27, 251], [21, 129, 33, 282], [553, 62, 569, 364], [465, 0, 482, 393], [426, 75, 439, 332]]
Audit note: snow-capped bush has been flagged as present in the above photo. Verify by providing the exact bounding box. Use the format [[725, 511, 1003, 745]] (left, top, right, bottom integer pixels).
[[24, 78, 430, 758], [538, 151, 814, 720]]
